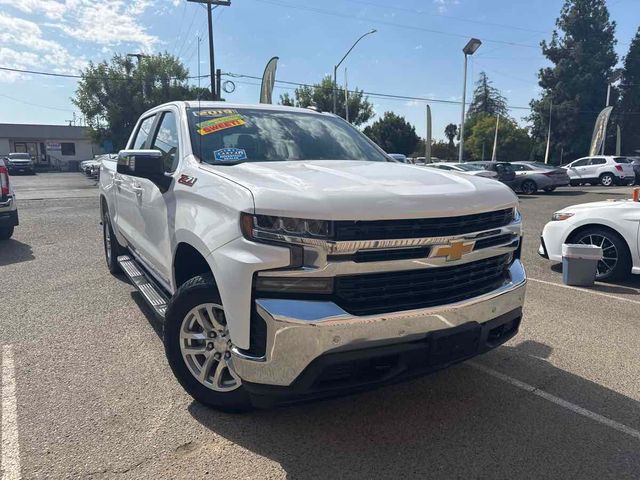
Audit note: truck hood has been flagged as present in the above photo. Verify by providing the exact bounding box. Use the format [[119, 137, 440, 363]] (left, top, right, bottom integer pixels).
[[203, 160, 518, 220]]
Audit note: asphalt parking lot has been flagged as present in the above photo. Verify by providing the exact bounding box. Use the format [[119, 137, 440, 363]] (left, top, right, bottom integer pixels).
[[1, 173, 640, 479]]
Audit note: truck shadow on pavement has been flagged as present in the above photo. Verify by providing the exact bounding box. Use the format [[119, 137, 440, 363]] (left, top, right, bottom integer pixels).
[[0, 239, 34, 267], [187, 340, 640, 479]]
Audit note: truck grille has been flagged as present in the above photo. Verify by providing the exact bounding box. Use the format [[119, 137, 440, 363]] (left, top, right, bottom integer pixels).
[[333, 254, 511, 315], [333, 208, 514, 241]]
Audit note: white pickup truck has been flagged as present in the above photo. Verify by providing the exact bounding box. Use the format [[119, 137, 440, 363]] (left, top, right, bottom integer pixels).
[[99, 101, 526, 410]]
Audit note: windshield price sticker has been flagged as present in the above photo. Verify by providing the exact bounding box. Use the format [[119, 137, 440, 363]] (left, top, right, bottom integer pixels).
[[214, 148, 248, 162], [194, 109, 238, 117], [196, 114, 245, 135]]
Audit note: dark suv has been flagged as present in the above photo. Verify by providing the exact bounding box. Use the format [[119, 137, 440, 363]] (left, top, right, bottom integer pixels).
[[5, 153, 35, 175], [466, 162, 516, 189]]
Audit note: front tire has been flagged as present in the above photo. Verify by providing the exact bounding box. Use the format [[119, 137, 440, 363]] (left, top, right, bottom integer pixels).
[[599, 173, 615, 187], [164, 273, 252, 412], [569, 227, 631, 281], [0, 226, 14, 240]]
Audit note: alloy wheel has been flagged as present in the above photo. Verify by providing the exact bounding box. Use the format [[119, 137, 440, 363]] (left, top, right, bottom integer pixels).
[[179, 303, 241, 392], [104, 221, 112, 264], [576, 233, 618, 279], [601, 174, 614, 186]]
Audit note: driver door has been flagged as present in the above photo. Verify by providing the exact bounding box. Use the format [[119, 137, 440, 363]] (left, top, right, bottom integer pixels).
[[127, 109, 182, 287]]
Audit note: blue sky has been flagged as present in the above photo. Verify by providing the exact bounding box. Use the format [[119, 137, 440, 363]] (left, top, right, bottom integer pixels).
[[0, 0, 638, 140]]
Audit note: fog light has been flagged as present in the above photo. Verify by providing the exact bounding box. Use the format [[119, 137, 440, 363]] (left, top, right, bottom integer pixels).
[[255, 277, 334, 294]]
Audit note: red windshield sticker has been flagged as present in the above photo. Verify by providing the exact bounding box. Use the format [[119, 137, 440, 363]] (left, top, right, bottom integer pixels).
[[178, 174, 197, 187], [196, 114, 245, 135]]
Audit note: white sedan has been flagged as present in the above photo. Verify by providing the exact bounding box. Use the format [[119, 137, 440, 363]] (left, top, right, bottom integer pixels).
[[425, 162, 498, 179], [539, 199, 640, 280]]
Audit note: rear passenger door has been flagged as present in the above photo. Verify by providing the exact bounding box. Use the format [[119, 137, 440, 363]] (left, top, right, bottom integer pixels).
[[130, 109, 182, 286]]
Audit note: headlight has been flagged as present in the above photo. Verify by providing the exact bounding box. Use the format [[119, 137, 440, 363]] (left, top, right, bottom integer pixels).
[[513, 208, 522, 223], [552, 212, 574, 221], [241, 213, 331, 242]]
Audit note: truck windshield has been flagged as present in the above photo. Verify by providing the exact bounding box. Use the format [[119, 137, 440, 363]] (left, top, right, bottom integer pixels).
[[186, 107, 388, 164]]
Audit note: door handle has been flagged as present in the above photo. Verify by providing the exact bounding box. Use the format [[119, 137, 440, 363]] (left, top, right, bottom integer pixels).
[[113, 178, 122, 186], [132, 185, 143, 196]]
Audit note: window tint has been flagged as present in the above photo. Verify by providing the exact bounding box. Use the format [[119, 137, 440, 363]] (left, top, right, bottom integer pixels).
[[437, 165, 453, 170], [511, 164, 526, 171], [613, 157, 630, 164], [132, 115, 156, 150], [151, 112, 180, 172], [571, 158, 589, 167], [589, 158, 606, 165]]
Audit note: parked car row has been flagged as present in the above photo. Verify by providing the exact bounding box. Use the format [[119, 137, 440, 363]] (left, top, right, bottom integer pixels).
[[81, 154, 117, 179], [402, 155, 640, 194]]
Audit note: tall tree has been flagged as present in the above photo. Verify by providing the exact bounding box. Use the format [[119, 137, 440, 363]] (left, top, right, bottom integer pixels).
[[467, 72, 509, 119], [73, 53, 209, 150], [620, 27, 640, 155], [279, 76, 374, 126], [529, 0, 617, 160], [465, 116, 531, 162], [363, 112, 420, 155]]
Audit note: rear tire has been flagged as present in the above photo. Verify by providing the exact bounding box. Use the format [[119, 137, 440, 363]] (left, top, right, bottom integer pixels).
[[520, 179, 537, 195], [102, 209, 124, 274], [569, 180, 579, 187], [543, 186, 556, 193], [599, 173, 615, 187], [0, 226, 14, 240]]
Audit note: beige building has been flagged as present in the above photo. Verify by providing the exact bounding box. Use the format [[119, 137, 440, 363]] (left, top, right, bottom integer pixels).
[[0, 123, 103, 171]]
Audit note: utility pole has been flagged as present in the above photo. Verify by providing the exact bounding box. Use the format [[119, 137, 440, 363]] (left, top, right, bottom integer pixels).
[[458, 38, 482, 163], [127, 53, 149, 99], [187, 0, 231, 100]]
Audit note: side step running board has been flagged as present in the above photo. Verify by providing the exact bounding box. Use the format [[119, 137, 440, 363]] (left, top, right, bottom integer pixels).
[[117, 255, 169, 320]]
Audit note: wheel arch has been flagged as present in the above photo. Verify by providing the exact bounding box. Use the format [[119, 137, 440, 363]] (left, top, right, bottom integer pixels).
[[172, 241, 218, 291]]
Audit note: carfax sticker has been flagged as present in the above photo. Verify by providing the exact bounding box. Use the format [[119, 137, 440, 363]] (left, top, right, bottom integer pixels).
[[193, 109, 238, 117], [196, 114, 245, 135], [214, 148, 247, 162]]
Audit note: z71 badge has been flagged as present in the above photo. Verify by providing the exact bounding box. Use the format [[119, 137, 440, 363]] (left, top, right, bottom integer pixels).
[[178, 174, 197, 187]]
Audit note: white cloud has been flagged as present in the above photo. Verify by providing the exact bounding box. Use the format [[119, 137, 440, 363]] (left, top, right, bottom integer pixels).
[[0, 13, 87, 82], [0, 0, 159, 50], [415, 44, 423, 50], [433, 0, 460, 14]]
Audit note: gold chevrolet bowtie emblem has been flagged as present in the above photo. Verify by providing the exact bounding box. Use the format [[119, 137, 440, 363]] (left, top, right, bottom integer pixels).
[[431, 240, 475, 262]]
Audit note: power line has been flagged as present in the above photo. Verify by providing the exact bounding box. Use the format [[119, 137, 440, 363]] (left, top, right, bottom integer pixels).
[[0, 65, 208, 80], [0, 93, 73, 112], [249, 0, 540, 49], [337, 0, 550, 35]]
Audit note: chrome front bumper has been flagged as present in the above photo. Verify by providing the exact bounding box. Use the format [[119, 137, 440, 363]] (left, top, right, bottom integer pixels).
[[231, 259, 526, 386]]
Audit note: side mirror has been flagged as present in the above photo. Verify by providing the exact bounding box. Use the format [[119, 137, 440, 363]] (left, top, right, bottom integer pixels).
[[117, 149, 163, 177]]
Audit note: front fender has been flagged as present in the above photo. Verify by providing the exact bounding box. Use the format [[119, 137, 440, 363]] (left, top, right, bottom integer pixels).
[[207, 237, 290, 350]]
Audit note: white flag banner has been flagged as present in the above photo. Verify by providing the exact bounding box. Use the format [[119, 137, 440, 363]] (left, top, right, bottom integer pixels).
[[260, 57, 279, 104], [589, 106, 613, 157]]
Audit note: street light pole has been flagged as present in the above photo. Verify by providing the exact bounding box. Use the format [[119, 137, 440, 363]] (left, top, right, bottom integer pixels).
[[458, 38, 482, 163], [333, 29, 377, 114]]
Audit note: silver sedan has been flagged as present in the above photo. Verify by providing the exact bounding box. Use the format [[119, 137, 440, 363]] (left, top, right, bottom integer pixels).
[[511, 162, 571, 194]]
